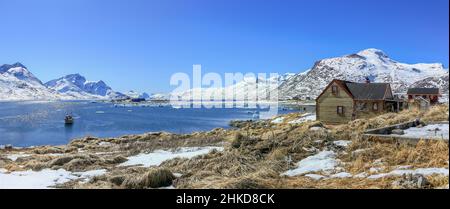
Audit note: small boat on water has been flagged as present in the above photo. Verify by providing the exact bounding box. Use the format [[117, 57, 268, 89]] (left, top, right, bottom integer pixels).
[[65, 114, 74, 125]]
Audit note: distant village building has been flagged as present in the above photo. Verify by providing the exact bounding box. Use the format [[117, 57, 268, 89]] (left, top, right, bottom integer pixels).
[[406, 88, 441, 110], [316, 79, 402, 124], [407, 88, 440, 105], [131, 98, 146, 102]]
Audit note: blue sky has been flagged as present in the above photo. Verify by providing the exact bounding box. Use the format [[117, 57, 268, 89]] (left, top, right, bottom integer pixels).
[[0, 0, 448, 93]]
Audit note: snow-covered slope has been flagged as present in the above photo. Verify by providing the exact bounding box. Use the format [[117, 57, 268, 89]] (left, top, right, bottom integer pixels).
[[0, 63, 70, 101], [278, 48, 448, 100], [171, 73, 294, 101], [45, 74, 127, 100], [148, 93, 169, 100], [125, 90, 150, 99], [410, 72, 449, 94]]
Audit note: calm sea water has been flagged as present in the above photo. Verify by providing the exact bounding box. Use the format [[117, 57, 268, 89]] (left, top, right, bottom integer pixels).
[[0, 101, 295, 147]]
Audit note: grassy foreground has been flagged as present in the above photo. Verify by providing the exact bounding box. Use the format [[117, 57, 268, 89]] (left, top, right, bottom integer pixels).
[[0, 105, 448, 189]]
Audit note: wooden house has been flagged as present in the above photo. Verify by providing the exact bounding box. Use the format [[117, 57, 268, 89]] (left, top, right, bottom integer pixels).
[[316, 79, 400, 124]]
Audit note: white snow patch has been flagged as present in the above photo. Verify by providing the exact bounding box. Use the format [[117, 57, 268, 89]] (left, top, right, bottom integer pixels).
[[333, 140, 352, 148], [282, 151, 339, 177], [313, 140, 323, 143], [120, 146, 224, 167], [46, 153, 64, 157], [368, 167, 449, 179], [354, 172, 367, 178], [159, 185, 175, 189], [98, 142, 112, 146], [369, 167, 384, 173], [6, 153, 31, 161], [271, 117, 285, 124], [352, 149, 369, 154], [309, 127, 324, 131], [330, 172, 352, 178], [396, 165, 413, 170], [0, 168, 106, 189], [305, 174, 326, 180], [173, 173, 183, 178], [392, 124, 449, 140], [73, 169, 107, 183], [288, 113, 316, 124]]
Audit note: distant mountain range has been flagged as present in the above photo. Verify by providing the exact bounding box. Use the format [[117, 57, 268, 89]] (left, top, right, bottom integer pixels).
[[1, 49, 448, 101], [0, 63, 68, 101], [45, 74, 127, 100]]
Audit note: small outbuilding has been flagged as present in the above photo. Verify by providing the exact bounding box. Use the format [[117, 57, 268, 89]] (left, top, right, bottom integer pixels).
[[407, 88, 440, 105]]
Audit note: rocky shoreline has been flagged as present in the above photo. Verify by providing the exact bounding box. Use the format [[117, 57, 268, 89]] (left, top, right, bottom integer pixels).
[[1, 105, 449, 189]]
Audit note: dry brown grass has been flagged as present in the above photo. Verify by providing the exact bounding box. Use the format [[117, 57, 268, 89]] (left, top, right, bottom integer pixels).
[[122, 168, 175, 189], [162, 106, 448, 189], [343, 140, 449, 174], [422, 105, 449, 122], [427, 175, 449, 188], [279, 176, 394, 189], [267, 148, 288, 161]]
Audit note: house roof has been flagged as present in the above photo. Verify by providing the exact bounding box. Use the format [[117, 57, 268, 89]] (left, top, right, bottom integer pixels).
[[316, 79, 392, 101], [346, 83, 391, 100], [407, 88, 440, 95]]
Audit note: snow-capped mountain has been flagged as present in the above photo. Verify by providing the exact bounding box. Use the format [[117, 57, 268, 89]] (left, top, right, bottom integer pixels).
[[171, 73, 294, 101], [125, 91, 170, 100], [278, 48, 449, 100], [148, 93, 170, 100], [0, 63, 70, 101], [45, 74, 127, 100], [125, 90, 150, 99]]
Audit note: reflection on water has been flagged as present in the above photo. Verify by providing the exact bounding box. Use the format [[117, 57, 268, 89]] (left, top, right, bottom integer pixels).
[[0, 101, 296, 147]]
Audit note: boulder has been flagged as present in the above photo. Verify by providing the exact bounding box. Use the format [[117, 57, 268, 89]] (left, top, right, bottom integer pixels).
[[392, 174, 430, 189], [309, 127, 326, 132], [109, 175, 126, 186]]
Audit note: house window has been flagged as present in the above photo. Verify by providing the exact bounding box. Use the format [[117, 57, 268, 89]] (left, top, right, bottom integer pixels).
[[356, 102, 367, 111], [337, 106, 344, 115], [331, 86, 338, 95], [372, 102, 378, 111]]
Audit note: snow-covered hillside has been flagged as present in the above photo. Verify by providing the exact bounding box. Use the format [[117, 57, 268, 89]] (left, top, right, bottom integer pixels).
[[45, 74, 127, 100], [411, 72, 449, 94], [148, 93, 170, 100], [125, 90, 150, 99], [278, 48, 449, 100], [171, 73, 294, 101], [0, 63, 127, 101], [0, 63, 70, 101]]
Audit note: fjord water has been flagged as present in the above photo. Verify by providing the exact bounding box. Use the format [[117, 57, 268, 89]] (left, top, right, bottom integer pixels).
[[0, 101, 290, 147]]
